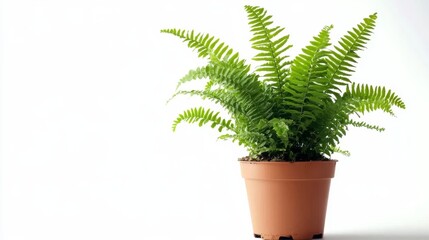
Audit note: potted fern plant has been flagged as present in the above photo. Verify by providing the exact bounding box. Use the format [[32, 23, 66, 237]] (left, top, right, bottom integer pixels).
[[162, 5, 405, 240]]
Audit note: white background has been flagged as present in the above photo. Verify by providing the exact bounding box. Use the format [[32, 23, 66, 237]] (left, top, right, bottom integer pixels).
[[1, 0, 429, 239]]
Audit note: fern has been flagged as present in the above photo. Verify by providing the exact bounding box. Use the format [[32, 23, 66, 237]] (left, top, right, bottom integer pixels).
[[163, 6, 405, 161], [344, 83, 406, 115], [160, 29, 245, 66], [326, 13, 377, 98], [174, 66, 212, 90], [245, 5, 292, 96], [169, 89, 248, 119], [346, 119, 385, 132], [172, 107, 234, 132], [173, 61, 273, 124], [283, 25, 333, 131], [311, 83, 405, 155], [331, 146, 351, 157]]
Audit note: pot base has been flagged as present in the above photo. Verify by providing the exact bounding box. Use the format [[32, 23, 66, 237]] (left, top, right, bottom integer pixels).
[[255, 233, 323, 240]]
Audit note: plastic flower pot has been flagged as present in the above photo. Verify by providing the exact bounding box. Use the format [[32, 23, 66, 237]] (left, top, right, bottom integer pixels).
[[240, 160, 337, 240]]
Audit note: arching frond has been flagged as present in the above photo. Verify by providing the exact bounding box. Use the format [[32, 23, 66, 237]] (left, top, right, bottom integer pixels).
[[345, 83, 406, 116], [283, 25, 333, 130], [168, 89, 247, 119], [326, 13, 377, 98], [311, 82, 404, 155], [245, 5, 292, 97], [170, 61, 274, 129], [308, 97, 351, 155], [160, 29, 245, 66], [172, 107, 235, 132], [174, 66, 210, 90], [346, 119, 385, 132], [331, 146, 351, 156], [268, 118, 291, 147], [203, 62, 274, 123]]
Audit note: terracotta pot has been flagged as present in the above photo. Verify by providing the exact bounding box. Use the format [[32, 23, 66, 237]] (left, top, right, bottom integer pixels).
[[240, 160, 337, 240]]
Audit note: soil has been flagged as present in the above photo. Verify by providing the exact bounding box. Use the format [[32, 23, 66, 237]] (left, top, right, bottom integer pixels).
[[239, 153, 330, 162]]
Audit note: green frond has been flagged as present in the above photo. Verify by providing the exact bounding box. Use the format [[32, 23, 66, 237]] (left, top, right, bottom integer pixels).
[[308, 97, 352, 155], [346, 119, 385, 132], [168, 89, 247, 119], [172, 66, 209, 91], [204, 79, 215, 91], [218, 133, 235, 141], [283, 25, 333, 130], [331, 146, 351, 157], [231, 130, 278, 157], [244, 5, 292, 96], [326, 13, 377, 98], [169, 61, 274, 129], [269, 118, 292, 147], [310, 82, 404, 155], [203, 62, 274, 123], [174, 61, 251, 91], [345, 83, 406, 115], [160, 29, 245, 65], [172, 107, 235, 132]]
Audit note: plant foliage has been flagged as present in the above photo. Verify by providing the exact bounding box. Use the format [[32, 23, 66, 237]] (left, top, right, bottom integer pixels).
[[162, 6, 405, 161]]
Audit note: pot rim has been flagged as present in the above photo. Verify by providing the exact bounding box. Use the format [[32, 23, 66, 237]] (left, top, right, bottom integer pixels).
[[240, 159, 337, 180], [239, 159, 338, 164]]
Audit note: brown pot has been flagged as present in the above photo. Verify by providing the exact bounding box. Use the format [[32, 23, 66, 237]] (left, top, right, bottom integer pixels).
[[240, 160, 337, 240]]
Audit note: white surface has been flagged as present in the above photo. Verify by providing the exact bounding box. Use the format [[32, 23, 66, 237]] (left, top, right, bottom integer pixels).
[[1, 0, 429, 239]]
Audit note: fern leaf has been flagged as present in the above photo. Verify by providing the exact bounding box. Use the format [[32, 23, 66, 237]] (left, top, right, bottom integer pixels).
[[203, 62, 274, 123], [331, 146, 351, 156], [345, 83, 406, 115], [326, 13, 377, 98], [170, 61, 274, 128], [244, 5, 292, 95], [283, 25, 333, 130], [168, 89, 247, 118], [308, 97, 352, 155], [311, 82, 405, 155], [172, 107, 235, 132], [161, 29, 244, 65], [269, 118, 291, 147], [173, 61, 251, 91], [174, 66, 210, 90], [218, 134, 235, 141], [231, 130, 275, 156], [346, 119, 385, 132]]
